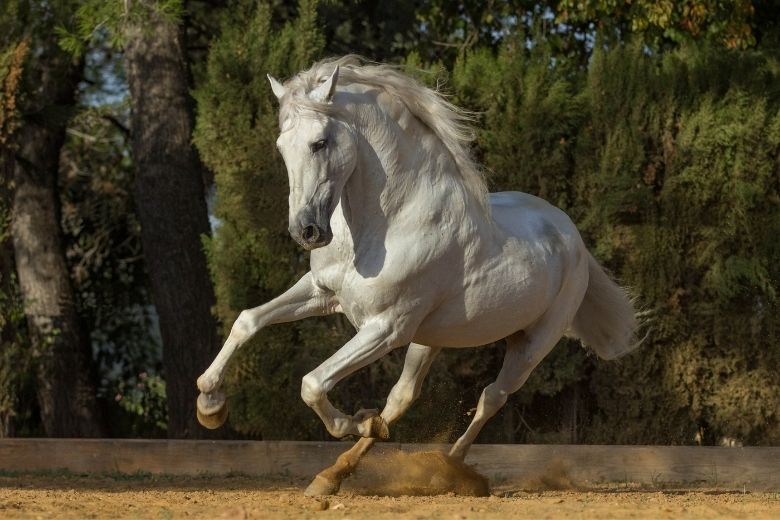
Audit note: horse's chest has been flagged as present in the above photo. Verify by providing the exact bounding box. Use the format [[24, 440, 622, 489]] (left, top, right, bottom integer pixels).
[[339, 283, 393, 328], [316, 268, 404, 328], [310, 245, 430, 329]]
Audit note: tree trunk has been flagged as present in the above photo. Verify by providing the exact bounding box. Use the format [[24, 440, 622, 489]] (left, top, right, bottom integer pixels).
[[9, 38, 105, 437], [1, 119, 21, 439], [1, 120, 18, 439], [124, 4, 222, 438], [1, 41, 25, 438]]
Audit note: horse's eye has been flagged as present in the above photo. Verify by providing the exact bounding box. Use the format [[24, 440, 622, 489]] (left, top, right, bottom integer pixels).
[[310, 138, 328, 153]]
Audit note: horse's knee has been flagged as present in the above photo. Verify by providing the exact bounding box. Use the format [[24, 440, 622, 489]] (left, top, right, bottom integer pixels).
[[231, 310, 253, 342], [301, 373, 324, 407]]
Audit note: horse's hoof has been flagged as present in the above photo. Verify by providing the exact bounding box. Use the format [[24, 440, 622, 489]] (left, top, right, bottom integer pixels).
[[354, 408, 389, 440], [304, 475, 341, 496], [196, 405, 228, 429], [196, 391, 228, 429]]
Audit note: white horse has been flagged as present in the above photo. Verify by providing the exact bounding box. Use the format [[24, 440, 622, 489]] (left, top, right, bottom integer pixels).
[[195, 56, 639, 496]]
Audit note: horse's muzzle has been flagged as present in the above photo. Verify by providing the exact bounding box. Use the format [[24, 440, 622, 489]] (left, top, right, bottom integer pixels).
[[292, 222, 332, 250]]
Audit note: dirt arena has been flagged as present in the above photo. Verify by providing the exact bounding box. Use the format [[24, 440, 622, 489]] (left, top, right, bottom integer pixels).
[[3, 450, 779, 520]]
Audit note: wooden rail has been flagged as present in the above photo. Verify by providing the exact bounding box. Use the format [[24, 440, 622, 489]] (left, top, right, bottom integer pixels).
[[1, 439, 778, 490]]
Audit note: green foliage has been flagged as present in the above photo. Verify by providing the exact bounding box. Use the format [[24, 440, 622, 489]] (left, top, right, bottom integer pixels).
[[452, 35, 587, 210], [56, 0, 184, 55], [580, 42, 780, 445], [557, 0, 757, 49], [396, 1, 598, 67], [114, 372, 167, 432], [318, 0, 420, 61], [1, 1, 79, 44], [59, 107, 166, 436], [0, 40, 27, 144]]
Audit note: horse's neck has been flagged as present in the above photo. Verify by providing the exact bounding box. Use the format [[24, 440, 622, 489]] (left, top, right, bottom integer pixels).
[[340, 96, 473, 240]]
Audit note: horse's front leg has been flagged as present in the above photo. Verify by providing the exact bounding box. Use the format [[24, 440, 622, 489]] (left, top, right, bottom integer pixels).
[[196, 272, 336, 428], [300, 317, 416, 439]]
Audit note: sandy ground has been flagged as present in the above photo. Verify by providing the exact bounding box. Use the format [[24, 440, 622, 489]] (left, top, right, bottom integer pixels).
[[2, 470, 779, 520]]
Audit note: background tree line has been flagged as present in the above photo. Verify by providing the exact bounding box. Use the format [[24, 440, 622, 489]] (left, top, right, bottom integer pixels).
[[0, 0, 778, 445]]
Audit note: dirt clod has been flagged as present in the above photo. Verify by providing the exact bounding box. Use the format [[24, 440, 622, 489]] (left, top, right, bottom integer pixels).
[[346, 450, 489, 497], [524, 459, 577, 491]]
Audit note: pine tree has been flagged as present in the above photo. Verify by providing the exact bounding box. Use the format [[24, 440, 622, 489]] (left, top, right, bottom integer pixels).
[[580, 42, 780, 444]]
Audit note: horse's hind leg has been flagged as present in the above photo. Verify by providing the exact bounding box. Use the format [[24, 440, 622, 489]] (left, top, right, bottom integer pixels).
[[449, 323, 565, 461], [380, 344, 442, 424], [304, 343, 441, 496]]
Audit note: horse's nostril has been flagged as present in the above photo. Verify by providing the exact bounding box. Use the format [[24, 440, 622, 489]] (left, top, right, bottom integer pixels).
[[302, 224, 320, 243]]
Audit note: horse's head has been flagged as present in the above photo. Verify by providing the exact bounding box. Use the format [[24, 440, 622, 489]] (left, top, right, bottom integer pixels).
[[268, 66, 358, 250]]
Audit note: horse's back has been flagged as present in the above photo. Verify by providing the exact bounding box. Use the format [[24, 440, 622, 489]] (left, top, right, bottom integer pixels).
[[489, 191, 582, 247]]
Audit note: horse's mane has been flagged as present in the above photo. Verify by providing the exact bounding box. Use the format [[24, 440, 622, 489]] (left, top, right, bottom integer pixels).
[[280, 55, 490, 215]]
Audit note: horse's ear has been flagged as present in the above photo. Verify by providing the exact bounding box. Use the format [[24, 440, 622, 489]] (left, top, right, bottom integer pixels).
[[310, 66, 339, 103], [267, 74, 286, 100]]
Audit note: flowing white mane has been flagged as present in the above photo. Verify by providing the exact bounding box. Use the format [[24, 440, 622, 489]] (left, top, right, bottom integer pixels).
[[279, 55, 490, 215]]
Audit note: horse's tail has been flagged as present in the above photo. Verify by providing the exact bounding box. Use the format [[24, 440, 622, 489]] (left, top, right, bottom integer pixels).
[[569, 251, 641, 360]]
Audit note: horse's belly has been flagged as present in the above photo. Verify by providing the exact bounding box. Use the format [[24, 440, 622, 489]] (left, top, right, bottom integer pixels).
[[412, 260, 555, 348], [413, 311, 534, 348]]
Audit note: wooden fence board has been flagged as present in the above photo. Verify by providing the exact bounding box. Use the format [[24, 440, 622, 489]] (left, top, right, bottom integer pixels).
[[1, 440, 778, 489], [464, 444, 780, 489]]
